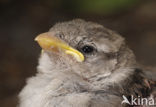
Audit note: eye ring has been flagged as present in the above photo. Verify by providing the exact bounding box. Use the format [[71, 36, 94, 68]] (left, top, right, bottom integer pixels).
[[80, 45, 95, 54]]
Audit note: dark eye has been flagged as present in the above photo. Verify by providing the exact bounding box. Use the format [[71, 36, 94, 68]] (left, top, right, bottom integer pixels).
[[81, 45, 94, 54]]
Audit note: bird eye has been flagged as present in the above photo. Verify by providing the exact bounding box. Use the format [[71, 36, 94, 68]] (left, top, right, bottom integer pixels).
[[81, 45, 94, 54]]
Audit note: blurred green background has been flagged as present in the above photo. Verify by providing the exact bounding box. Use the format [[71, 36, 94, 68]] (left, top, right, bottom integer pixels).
[[62, 0, 139, 14], [0, 0, 156, 106]]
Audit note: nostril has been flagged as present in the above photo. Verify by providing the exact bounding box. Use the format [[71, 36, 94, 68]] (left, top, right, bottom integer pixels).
[[55, 33, 64, 39]]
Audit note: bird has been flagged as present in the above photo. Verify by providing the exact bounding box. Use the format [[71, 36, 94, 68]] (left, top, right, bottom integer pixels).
[[18, 19, 156, 107]]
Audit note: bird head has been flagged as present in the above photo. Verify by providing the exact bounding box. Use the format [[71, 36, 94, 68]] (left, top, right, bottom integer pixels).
[[35, 19, 136, 81]]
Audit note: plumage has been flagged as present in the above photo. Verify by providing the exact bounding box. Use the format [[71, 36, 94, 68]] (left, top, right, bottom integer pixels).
[[19, 19, 156, 107]]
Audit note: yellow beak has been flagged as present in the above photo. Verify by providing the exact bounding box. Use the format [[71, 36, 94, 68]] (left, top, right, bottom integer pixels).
[[35, 33, 84, 62]]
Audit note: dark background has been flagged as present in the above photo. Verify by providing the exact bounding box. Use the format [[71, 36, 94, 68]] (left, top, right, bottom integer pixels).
[[0, 0, 156, 106]]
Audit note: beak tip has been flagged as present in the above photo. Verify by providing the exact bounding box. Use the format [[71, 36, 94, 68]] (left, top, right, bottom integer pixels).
[[34, 37, 38, 41]]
